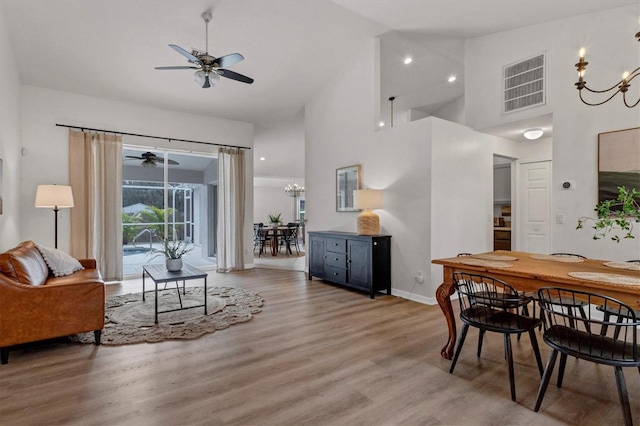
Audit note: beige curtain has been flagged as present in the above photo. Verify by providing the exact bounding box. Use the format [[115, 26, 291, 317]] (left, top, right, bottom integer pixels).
[[216, 147, 246, 272], [68, 130, 123, 281]]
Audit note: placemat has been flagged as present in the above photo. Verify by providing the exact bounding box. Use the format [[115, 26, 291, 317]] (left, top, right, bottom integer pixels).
[[568, 272, 640, 285], [603, 261, 640, 271], [460, 259, 513, 268], [530, 254, 584, 263], [471, 254, 518, 261]]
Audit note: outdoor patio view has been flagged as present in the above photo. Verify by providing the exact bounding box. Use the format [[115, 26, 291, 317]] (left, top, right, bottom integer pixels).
[[122, 149, 218, 276]]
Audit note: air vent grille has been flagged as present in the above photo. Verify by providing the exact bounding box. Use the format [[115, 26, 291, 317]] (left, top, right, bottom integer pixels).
[[503, 54, 545, 113]]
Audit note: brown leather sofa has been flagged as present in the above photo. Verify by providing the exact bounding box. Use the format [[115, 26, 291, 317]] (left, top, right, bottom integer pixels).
[[0, 240, 105, 364]]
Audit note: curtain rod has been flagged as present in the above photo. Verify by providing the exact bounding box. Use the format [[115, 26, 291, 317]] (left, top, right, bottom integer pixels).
[[55, 123, 251, 150]]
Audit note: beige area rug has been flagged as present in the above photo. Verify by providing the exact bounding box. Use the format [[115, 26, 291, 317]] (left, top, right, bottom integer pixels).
[[72, 287, 263, 345]]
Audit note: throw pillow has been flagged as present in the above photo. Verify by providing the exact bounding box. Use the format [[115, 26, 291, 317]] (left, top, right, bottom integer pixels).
[[36, 244, 84, 277]]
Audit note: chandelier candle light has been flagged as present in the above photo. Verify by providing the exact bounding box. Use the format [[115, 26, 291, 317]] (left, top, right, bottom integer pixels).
[[575, 31, 640, 107], [353, 189, 383, 235], [284, 183, 304, 198]]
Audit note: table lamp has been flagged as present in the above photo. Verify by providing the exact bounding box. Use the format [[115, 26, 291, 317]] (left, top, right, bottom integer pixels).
[[35, 184, 74, 249], [353, 189, 383, 235]]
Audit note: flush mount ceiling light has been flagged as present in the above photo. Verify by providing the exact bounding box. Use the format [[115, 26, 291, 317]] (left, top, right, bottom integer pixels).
[[447, 75, 457, 83], [259, 157, 266, 161], [523, 128, 544, 140], [403, 56, 413, 65], [378, 121, 385, 127]]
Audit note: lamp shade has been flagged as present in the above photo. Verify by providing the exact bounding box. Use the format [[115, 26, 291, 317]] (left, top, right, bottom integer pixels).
[[35, 185, 74, 208], [353, 189, 383, 210]]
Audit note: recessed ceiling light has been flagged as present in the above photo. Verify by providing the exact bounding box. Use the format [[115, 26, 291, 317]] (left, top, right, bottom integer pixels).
[[447, 75, 457, 83], [260, 157, 266, 161], [523, 128, 544, 140], [379, 121, 385, 127], [403, 56, 413, 65]]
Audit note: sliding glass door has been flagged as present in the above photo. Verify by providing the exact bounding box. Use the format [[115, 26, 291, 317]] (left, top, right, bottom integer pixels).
[[122, 148, 218, 276]]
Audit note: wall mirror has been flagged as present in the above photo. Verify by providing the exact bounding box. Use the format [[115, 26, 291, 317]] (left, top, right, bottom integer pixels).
[[336, 165, 361, 212]]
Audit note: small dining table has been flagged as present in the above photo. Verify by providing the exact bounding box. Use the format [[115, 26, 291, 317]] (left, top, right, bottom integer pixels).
[[432, 250, 640, 360]]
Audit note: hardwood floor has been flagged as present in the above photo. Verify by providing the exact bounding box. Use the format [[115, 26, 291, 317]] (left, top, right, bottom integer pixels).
[[0, 268, 635, 425]]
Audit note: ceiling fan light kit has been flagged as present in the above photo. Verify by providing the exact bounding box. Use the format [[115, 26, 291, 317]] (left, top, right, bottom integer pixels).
[[155, 10, 254, 88]]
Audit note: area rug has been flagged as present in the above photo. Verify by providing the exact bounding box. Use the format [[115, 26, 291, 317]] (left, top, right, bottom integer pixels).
[[72, 286, 263, 345]]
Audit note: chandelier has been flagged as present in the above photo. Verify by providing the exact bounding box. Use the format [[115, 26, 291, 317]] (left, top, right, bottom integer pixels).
[[284, 183, 304, 198], [575, 31, 640, 107]]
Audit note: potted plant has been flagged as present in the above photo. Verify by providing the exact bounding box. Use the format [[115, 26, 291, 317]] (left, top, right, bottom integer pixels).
[[577, 186, 640, 242], [267, 212, 283, 228], [152, 239, 194, 271]]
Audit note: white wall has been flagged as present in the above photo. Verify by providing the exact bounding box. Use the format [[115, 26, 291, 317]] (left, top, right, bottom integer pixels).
[[306, 38, 524, 302], [0, 2, 22, 250], [466, 5, 640, 261], [19, 86, 256, 265]]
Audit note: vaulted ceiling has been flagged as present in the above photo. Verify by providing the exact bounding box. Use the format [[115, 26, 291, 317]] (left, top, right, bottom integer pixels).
[[5, 0, 635, 125]]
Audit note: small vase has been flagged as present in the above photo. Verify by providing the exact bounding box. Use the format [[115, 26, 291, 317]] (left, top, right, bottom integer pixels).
[[166, 258, 183, 272], [270, 223, 279, 228]]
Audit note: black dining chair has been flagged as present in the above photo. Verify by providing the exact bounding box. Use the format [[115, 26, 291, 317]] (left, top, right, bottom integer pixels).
[[546, 253, 589, 330], [278, 224, 300, 256], [254, 226, 270, 257], [534, 287, 640, 426], [596, 260, 640, 338], [450, 272, 544, 401]]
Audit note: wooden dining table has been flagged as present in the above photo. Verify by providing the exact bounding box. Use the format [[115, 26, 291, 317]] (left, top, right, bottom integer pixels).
[[262, 226, 290, 256], [432, 250, 640, 360]]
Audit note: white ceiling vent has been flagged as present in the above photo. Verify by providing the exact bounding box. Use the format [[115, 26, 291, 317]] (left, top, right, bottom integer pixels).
[[503, 54, 545, 113]]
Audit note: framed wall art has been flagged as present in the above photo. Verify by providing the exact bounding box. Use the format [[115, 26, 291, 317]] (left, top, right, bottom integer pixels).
[[598, 127, 640, 203], [336, 164, 361, 212]]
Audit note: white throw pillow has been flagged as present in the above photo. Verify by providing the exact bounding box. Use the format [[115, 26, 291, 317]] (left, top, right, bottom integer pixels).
[[36, 244, 84, 277]]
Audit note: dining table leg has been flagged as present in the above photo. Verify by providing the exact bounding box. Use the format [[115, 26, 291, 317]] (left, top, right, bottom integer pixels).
[[271, 231, 278, 256], [436, 277, 457, 360]]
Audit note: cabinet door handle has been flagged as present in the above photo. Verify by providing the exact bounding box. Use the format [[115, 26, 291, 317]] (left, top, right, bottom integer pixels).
[[333, 272, 338, 276], [334, 257, 339, 261]]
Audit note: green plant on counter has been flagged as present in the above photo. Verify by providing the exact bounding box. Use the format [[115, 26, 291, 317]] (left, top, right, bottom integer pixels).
[[267, 212, 283, 224], [577, 186, 640, 242]]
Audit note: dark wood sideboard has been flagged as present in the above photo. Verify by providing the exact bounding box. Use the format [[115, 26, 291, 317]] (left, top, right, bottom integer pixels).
[[307, 231, 391, 299]]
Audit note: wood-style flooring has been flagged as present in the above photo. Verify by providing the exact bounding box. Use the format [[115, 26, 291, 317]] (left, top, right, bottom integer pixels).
[[0, 268, 635, 425]]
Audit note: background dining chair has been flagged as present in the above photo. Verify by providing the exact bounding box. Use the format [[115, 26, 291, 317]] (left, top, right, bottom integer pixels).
[[534, 287, 640, 426], [450, 272, 543, 401], [547, 253, 589, 330], [254, 226, 270, 257], [278, 223, 300, 256], [596, 260, 640, 338]]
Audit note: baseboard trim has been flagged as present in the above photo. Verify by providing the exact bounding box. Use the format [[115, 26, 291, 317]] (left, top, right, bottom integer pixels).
[[390, 289, 437, 305]]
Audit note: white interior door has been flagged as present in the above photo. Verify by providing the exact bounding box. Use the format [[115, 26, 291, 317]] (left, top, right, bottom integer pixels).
[[517, 160, 551, 254]]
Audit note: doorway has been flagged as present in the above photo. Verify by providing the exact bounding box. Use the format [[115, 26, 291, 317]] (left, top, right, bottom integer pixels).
[[493, 155, 513, 251]]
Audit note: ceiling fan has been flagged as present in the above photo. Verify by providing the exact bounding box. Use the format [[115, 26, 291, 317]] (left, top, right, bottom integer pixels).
[[155, 11, 254, 88], [125, 152, 179, 168]]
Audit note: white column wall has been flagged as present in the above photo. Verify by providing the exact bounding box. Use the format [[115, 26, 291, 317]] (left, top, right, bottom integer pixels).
[[466, 5, 640, 261], [0, 2, 22, 250], [19, 86, 256, 265]]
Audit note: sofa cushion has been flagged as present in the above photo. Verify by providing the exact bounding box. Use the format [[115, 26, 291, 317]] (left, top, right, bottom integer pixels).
[[0, 241, 49, 286], [36, 244, 84, 277]]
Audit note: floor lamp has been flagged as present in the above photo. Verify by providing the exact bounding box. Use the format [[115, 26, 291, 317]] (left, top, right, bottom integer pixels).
[[35, 184, 74, 249]]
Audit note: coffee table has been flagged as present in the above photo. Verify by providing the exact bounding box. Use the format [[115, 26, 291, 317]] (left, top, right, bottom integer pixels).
[[142, 263, 208, 324]]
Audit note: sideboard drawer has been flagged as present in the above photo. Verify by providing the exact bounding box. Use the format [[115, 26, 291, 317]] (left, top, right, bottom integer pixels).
[[326, 252, 347, 268], [326, 237, 346, 253], [325, 266, 347, 283]]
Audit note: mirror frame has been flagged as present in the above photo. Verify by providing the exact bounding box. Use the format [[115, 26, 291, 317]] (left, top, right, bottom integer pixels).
[[336, 165, 361, 212]]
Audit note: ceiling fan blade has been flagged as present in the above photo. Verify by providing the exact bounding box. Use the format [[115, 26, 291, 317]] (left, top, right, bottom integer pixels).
[[169, 44, 202, 64], [215, 53, 244, 68], [219, 69, 254, 84], [168, 159, 180, 165], [125, 155, 144, 160], [155, 66, 200, 70]]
